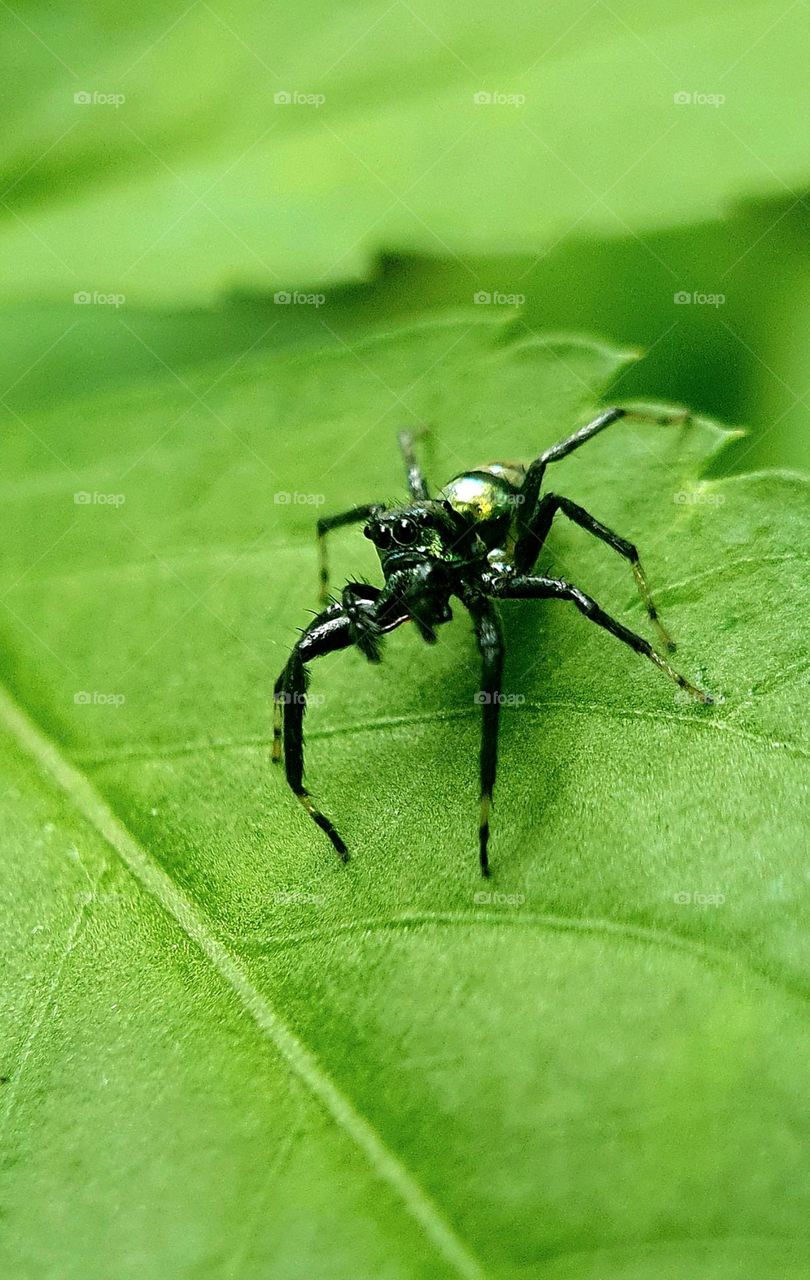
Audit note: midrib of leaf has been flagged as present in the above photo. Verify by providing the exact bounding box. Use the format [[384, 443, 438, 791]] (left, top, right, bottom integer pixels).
[[0, 681, 487, 1280]]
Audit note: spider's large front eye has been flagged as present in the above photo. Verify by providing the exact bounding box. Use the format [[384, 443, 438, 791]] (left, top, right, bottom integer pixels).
[[366, 524, 392, 549], [393, 518, 417, 546]]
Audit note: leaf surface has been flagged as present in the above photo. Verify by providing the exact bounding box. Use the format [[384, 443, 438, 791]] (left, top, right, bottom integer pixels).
[[1, 316, 808, 1278]]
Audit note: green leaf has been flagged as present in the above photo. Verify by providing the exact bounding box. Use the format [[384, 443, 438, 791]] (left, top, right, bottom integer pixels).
[[0, 280, 399, 417], [3, 0, 810, 300], [2, 316, 808, 1278], [332, 198, 810, 476]]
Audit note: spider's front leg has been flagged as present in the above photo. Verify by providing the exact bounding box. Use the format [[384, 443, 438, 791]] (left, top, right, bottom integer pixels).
[[490, 574, 713, 703], [339, 582, 386, 662], [273, 589, 409, 860], [273, 603, 354, 858], [461, 587, 505, 877], [316, 504, 383, 604]]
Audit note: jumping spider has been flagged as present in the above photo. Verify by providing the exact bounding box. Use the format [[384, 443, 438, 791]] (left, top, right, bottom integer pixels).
[[274, 408, 713, 875]]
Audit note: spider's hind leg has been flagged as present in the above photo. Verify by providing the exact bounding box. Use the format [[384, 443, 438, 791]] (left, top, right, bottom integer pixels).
[[397, 426, 430, 499], [514, 493, 676, 651], [517, 404, 691, 558]]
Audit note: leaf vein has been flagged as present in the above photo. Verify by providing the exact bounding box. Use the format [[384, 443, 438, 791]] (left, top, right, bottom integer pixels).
[[73, 697, 810, 769], [231, 909, 810, 1009], [0, 845, 107, 1139]]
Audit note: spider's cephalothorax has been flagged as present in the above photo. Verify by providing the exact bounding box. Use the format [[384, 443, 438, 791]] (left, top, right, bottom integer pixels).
[[274, 412, 714, 875]]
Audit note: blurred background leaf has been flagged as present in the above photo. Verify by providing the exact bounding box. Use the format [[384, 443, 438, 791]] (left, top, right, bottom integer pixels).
[[2, 0, 810, 301], [4, 194, 810, 471], [2, 0, 809, 473]]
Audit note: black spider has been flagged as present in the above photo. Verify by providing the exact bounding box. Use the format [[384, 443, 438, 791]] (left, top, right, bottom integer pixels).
[[273, 408, 713, 875]]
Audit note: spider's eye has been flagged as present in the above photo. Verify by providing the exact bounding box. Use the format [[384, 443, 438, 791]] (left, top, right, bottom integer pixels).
[[366, 524, 392, 549], [393, 518, 417, 546]]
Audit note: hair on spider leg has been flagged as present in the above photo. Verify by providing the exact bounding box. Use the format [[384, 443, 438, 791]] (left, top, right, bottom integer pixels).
[[274, 411, 714, 873]]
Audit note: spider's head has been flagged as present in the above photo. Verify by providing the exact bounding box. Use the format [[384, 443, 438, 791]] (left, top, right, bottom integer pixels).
[[363, 501, 477, 573]]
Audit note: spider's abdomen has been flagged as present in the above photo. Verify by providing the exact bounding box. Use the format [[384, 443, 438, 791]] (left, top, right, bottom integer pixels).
[[441, 463, 526, 544]]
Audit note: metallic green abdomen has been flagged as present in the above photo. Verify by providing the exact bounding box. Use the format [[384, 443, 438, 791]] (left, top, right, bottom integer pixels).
[[441, 464, 525, 533]]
